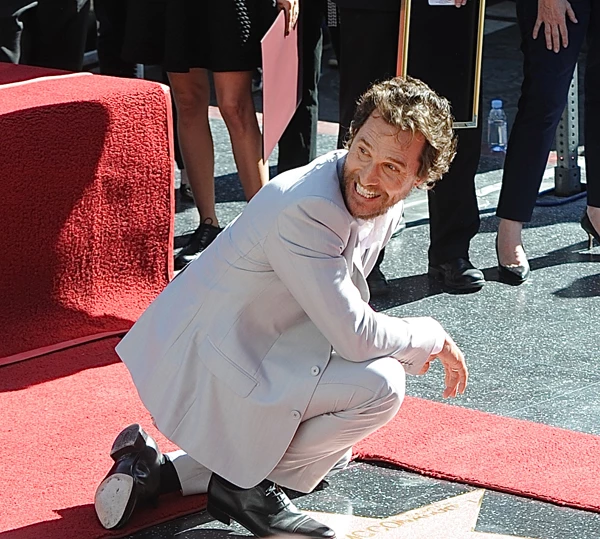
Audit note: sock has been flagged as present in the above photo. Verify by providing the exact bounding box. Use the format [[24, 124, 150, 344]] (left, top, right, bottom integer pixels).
[[159, 455, 182, 495]]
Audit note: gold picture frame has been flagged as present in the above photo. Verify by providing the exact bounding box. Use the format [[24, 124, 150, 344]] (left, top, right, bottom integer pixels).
[[396, 0, 486, 129]]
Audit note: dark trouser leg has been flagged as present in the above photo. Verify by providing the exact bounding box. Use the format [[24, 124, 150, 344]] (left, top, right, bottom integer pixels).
[[427, 121, 482, 265], [277, 0, 326, 173], [21, 0, 90, 72], [584, 0, 600, 207], [337, 8, 398, 149], [338, 8, 399, 280], [95, 0, 140, 78], [328, 25, 340, 63], [496, 0, 590, 223]]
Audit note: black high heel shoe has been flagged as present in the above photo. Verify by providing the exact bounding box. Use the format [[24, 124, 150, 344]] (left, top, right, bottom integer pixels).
[[495, 237, 530, 285], [581, 211, 600, 250]]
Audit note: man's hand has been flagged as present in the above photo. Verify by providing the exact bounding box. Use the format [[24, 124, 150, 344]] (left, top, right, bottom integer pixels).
[[277, 0, 299, 36], [533, 0, 578, 53], [418, 334, 468, 398], [454, 0, 467, 7]]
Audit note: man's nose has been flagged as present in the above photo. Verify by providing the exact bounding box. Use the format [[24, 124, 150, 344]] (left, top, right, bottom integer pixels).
[[360, 163, 380, 187]]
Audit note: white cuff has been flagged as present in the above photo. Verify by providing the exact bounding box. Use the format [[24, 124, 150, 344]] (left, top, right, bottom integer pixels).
[[400, 317, 446, 375]]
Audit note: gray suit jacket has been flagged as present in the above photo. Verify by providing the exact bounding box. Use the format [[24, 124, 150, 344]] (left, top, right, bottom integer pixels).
[[116, 150, 444, 487]]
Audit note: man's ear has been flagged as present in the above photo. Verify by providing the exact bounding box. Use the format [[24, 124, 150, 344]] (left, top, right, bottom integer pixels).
[[414, 174, 429, 189]]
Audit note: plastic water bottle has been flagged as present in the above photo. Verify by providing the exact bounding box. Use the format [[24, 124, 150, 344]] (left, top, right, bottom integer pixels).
[[487, 99, 508, 152]]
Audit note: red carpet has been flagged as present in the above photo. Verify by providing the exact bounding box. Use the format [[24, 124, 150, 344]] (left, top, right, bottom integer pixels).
[[0, 338, 204, 539], [354, 397, 600, 512], [0, 66, 174, 366], [3, 339, 600, 538]]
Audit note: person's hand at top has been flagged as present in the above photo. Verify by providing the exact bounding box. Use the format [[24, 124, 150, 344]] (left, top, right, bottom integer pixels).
[[418, 333, 468, 399], [454, 0, 467, 7], [533, 0, 578, 53], [277, 0, 299, 36]]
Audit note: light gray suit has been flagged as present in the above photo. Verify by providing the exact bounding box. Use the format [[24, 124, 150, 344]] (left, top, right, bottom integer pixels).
[[116, 150, 445, 493]]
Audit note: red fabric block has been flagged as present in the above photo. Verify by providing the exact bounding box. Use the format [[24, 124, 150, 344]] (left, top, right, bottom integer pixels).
[[0, 66, 174, 365]]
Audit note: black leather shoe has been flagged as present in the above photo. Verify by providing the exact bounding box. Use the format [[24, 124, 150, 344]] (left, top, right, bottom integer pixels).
[[366, 266, 390, 298], [495, 238, 530, 285], [174, 218, 223, 271], [428, 258, 485, 292], [94, 424, 164, 530], [207, 475, 335, 538], [581, 210, 600, 250]]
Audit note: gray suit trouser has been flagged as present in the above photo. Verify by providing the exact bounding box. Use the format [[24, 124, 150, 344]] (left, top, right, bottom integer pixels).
[[167, 354, 406, 495]]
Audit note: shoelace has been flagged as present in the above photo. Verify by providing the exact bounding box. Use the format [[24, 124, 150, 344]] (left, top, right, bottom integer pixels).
[[265, 484, 290, 510]]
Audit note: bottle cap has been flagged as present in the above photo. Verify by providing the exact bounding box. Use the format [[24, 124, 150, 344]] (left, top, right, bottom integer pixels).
[[491, 99, 503, 109]]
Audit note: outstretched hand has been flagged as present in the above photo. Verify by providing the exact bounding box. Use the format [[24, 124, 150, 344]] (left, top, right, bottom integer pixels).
[[277, 0, 299, 36], [533, 0, 578, 52], [418, 334, 468, 398]]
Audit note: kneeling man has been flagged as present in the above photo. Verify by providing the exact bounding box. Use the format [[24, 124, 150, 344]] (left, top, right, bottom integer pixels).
[[94, 76, 468, 538]]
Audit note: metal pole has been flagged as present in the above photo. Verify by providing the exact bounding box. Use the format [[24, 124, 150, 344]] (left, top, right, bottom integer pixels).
[[554, 64, 582, 196]]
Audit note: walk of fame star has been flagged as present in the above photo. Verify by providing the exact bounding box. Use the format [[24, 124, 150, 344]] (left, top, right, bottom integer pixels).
[[305, 489, 536, 539]]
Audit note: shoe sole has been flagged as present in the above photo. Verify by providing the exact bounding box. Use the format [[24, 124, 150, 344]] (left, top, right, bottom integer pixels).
[[110, 423, 148, 461], [427, 268, 485, 291], [497, 265, 529, 285], [95, 473, 134, 530]]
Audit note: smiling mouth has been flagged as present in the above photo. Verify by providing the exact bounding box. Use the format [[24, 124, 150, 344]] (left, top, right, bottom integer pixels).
[[355, 181, 379, 199]]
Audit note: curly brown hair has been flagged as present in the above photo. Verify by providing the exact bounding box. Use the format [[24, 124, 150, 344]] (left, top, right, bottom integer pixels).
[[346, 76, 457, 188]]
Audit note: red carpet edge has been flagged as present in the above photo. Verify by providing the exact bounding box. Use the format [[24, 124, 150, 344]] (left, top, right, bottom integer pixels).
[[0, 330, 129, 368]]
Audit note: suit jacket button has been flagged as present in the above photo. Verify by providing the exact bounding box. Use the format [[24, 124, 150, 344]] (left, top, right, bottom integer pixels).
[[291, 410, 301, 419], [310, 366, 320, 376]]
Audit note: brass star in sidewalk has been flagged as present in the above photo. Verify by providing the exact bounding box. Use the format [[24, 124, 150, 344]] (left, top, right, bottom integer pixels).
[[307, 489, 536, 539]]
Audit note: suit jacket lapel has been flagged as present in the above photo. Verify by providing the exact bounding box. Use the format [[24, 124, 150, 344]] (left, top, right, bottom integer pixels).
[[345, 222, 370, 302]]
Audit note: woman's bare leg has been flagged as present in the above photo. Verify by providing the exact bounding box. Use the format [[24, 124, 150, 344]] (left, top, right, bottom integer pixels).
[[168, 69, 218, 225], [213, 70, 268, 201]]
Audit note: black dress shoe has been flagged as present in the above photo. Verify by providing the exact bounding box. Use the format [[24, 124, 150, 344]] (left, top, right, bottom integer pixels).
[[94, 424, 164, 530], [495, 238, 530, 285], [581, 210, 600, 250], [366, 266, 390, 298], [207, 474, 335, 538], [428, 258, 485, 291], [174, 218, 223, 271]]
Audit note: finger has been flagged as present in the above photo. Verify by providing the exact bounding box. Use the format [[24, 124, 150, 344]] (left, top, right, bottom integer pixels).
[[560, 21, 569, 48], [444, 365, 452, 391], [544, 24, 553, 51], [443, 377, 458, 399], [457, 368, 468, 394], [462, 364, 469, 392], [418, 361, 431, 375], [566, 4, 578, 24], [551, 23, 560, 52], [532, 19, 541, 40], [280, 3, 291, 35]]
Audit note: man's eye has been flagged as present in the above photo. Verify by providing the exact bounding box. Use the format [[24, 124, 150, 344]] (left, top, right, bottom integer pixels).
[[386, 164, 397, 171], [359, 147, 367, 155]]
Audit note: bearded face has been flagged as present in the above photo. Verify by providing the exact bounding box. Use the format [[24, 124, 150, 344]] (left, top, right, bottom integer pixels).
[[342, 114, 426, 220]]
